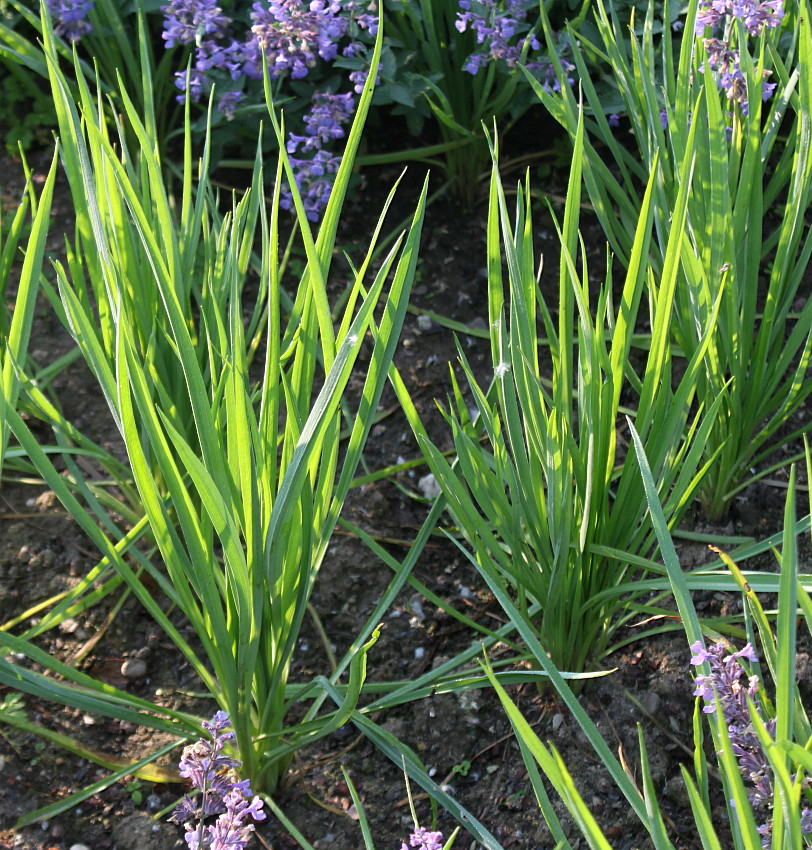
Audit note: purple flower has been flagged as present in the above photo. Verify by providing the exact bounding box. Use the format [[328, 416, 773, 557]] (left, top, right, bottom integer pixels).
[[348, 66, 380, 93], [280, 91, 356, 220], [608, 113, 621, 127], [695, 0, 726, 33], [689, 640, 712, 665], [46, 0, 94, 41], [170, 713, 265, 850], [161, 0, 230, 47], [761, 77, 777, 100], [463, 53, 486, 74], [532, 47, 576, 94], [700, 34, 778, 112], [301, 91, 356, 146], [170, 36, 255, 112], [281, 149, 342, 221], [703, 37, 737, 71], [174, 69, 209, 103], [401, 825, 444, 850], [160, 0, 377, 120], [341, 0, 377, 34], [195, 40, 245, 79], [249, 0, 348, 79], [741, 0, 784, 35], [689, 640, 812, 846], [456, 0, 544, 74], [695, 0, 784, 37]]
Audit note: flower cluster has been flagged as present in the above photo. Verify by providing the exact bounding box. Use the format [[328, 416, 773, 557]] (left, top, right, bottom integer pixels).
[[456, 0, 540, 73], [162, 0, 230, 47], [170, 711, 266, 850], [160, 0, 375, 119], [695, 0, 783, 112], [401, 825, 445, 850], [695, 0, 784, 36], [690, 640, 812, 846], [158, 0, 376, 216], [45, 0, 94, 42], [249, 0, 347, 79], [455, 2, 574, 94], [161, 0, 256, 117], [288, 91, 356, 151], [282, 91, 356, 220], [528, 32, 575, 95]]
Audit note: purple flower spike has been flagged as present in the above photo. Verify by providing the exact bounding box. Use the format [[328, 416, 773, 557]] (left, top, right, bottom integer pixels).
[[216, 90, 244, 120], [203, 710, 233, 733], [302, 92, 356, 146], [249, 0, 349, 80], [696, 0, 784, 36], [689, 640, 812, 846], [170, 712, 265, 850], [695, 0, 784, 113], [46, 0, 94, 41], [689, 640, 712, 665], [280, 90, 356, 220], [161, 0, 231, 47], [456, 0, 573, 89], [401, 825, 444, 850]]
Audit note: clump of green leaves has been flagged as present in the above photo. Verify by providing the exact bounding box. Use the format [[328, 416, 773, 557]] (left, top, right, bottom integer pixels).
[[484, 437, 812, 849], [397, 115, 719, 676], [0, 13, 429, 819], [532, 0, 812, 520]]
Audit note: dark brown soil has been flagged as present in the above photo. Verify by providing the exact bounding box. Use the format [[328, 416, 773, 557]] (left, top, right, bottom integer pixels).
[[0, 139, 809, 850]]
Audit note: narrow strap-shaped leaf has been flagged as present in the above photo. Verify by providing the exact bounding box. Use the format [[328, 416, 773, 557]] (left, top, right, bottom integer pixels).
[[626, 419, 703, 648]]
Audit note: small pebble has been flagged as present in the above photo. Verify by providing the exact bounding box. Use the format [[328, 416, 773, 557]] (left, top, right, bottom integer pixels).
[[408, 594, 426, 621], [30, 549, 55, 568], [417, 473, 441, 500], [34, 491, 57, 511], [551, 712, 564, 732], [121, 658, 148, 679], [416, 314, 433, 331], [69, 844, 91, 850], [639, 691, 661, 715]]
